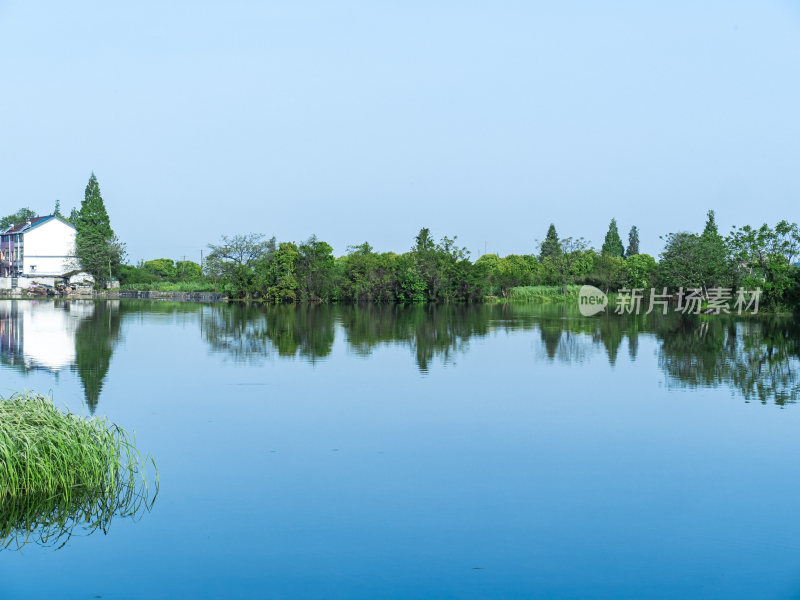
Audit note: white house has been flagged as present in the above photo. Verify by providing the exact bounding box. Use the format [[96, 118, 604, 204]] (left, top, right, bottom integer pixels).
[[0, 215, 76, 277]]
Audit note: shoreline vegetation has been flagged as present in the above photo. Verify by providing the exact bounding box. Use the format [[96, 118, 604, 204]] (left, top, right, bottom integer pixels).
[[0, 392, 157, 550], [5, 174, 800, 311], [118, 211, 800, 312]]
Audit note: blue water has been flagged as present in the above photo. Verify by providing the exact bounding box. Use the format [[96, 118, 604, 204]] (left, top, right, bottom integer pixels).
[[1, 300, 800, 599]]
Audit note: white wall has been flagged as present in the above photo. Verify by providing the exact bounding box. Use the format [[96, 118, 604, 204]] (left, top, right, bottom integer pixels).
[[22, 219, 77, 276]]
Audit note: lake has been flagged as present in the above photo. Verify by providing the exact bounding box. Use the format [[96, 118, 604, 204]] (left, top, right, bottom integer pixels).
[[1, 299, 800, 599]]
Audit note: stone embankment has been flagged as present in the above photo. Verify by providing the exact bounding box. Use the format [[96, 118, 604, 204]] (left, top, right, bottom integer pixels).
[[0, 287, 227, 303]]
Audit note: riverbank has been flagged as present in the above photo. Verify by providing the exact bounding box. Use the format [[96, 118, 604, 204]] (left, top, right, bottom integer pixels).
[[0, 288, 228, 303]]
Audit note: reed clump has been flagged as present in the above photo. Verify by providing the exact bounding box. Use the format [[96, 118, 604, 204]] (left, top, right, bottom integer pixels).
[[507, 285, 582, 302], [0, 392, 157, 550]]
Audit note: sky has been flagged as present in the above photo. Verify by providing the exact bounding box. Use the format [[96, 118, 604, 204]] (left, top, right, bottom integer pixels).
[[1, 0, 799, 263]]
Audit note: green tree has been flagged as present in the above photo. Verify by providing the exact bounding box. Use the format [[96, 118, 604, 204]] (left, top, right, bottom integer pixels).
[[74, 173, 125, 280], [601, 218, 625, 257], [296, 235, 336, 301], [657, 212, 733, 293], [0, 208, 36, 231], [657, 232, 704, 290], [543, 237, 590, 294], [539, 224, 560, 260], [625, 253, 657, 288], [259, 242, 300, 303], [626, 225, 640, 257], [175, 260, 202, 280], [697, 210, 733, 290], [727, 220, 800, 308], [588, 254, 626, 293], [339, 243, 397, 303], [142, 258, 176, 279], [206, 233, 274, 299]]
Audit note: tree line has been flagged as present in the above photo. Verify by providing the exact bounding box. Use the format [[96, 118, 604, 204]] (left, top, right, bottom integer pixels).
[[178, 210, 798, 310], [3, 174, 798, 310]]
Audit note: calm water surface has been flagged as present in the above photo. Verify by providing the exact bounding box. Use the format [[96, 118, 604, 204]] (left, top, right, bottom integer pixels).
[[1, 300, 800, 599]]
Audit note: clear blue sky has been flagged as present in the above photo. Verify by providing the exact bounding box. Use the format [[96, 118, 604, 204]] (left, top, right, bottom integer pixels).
[[1, 1, 798, 263]]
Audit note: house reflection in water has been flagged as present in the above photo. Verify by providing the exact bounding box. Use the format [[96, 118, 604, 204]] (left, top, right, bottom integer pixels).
[[0, 300, 121, 413]]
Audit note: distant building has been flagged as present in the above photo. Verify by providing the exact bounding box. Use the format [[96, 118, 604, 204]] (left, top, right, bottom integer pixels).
[[0, 215, 76, 277]]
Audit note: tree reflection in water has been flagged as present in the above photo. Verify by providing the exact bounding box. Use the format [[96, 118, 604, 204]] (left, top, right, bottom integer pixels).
[[1, 300, 798, 409]]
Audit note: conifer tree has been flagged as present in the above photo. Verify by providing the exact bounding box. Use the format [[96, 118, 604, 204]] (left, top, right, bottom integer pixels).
[[601, 218, 625, 257], [74, 173, 125, 280], [626, 225, 640, 257], [539, 224, 561, 259], [698, 209, 732, 289]]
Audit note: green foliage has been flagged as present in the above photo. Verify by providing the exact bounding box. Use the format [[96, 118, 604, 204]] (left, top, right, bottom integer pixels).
[[205, 233, 275, 299], [542, 237, 592, 294], [74, 173, 125, 281], [475, 253, 543, 297], [657, 232, 705, 289], [588, 253, 626, 292], [601, 218, 625, 257], [119, 264, 161, 286], [626, 225, 640, 257], [624, 253, 657, 288], [698, 210, 733, 287], [0, 208, 36, 231], [507, 285, 581, 302], [175, 260, 202, 280], [143, 258, 177, 279], [539, 224, 561, 260], [193, 219, 800, 310], [0, 391, 156, 550], [727, 220, 800, 309], [257, 241, 300, 303], [657, 211, 734, 292], [118, 280, 217, 292], [338, 244, 397, 303], [126, 259, 203, 286], [296, 236, 335, 301]]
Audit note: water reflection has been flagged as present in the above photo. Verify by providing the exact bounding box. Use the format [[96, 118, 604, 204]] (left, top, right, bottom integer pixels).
[[657, 317, 800, 405], [338, 305, 491, 371], [0, 300, 122, 413], [1, 300, 798, 409], [201, 304, 335, 361], [0, 472, 155, 552]]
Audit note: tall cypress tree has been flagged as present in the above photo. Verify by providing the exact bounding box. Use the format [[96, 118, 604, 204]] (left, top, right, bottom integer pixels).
[[601, 218, 625, 257], [626, 225, 640, 257], [75, 173, 124, 280], [702, 209, 719, 237], [698, 209, 732, 288], [540, 224, 561, 259]]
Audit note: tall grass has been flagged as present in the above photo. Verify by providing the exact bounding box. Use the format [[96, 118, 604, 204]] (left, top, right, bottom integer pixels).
[[119, 280, 216, 292], [0, 392, 157, 550], [506, 285, 582, 302]]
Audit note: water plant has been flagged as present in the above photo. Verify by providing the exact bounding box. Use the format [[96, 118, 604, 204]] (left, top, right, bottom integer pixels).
[[0, 392, 157, 550], [506, 285, 582, 302]]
